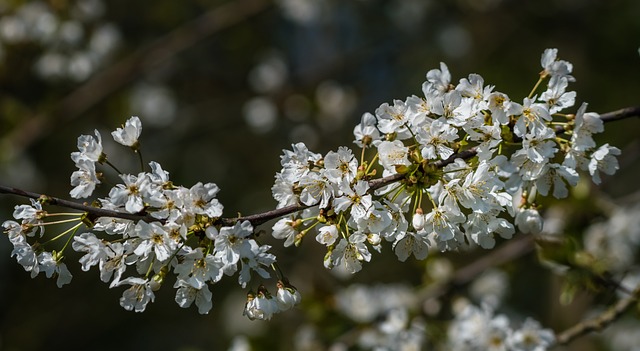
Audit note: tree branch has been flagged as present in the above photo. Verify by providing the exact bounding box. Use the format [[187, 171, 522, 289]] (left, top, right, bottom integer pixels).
[[1, 106, 639, 227], [0, 185, 157, 223], [555, 285, 640, 345]]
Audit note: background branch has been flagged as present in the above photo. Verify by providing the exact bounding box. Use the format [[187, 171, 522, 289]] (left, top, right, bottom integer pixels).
[[555, 285, 640, 345]]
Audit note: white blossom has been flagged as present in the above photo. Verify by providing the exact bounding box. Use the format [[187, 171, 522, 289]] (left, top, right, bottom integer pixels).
[[111, 116, 142, 147]]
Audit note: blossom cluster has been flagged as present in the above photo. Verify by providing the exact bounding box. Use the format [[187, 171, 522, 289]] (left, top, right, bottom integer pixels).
[[271, 48, 620, 274], [3, 116, 300, 317], [448, 302, 555, 351]]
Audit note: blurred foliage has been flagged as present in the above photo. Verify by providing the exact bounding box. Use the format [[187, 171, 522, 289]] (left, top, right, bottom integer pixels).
[[1, 0, 639, 350]]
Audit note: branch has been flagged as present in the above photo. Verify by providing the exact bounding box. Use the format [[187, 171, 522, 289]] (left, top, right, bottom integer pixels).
[[598, 106, 640, 123], [1, 106, 639, 227], [0, 185, 156, 223], [555, 285, 640, 345]]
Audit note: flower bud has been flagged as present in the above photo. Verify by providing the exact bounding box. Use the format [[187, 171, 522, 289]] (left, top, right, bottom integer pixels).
[[276, 280, 301, 311], [412, 208, 426, 231]]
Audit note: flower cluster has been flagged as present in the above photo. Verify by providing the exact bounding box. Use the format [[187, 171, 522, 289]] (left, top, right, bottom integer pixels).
[[448, 302, 555, 351], [3, 116, 300, 317], [271, 48, 620, 274]]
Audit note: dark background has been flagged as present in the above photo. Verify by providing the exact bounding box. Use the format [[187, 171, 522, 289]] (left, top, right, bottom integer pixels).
[[1, 0, 639, 350]]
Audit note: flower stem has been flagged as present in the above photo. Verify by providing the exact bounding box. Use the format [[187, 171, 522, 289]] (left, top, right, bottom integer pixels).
[[105, 159, 124, 175], [42, 222, 83, 245]]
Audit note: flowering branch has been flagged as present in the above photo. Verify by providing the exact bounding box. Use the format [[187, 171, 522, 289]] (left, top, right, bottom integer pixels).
[[2, 48, 638, 341], [2, 105, 637, 228]]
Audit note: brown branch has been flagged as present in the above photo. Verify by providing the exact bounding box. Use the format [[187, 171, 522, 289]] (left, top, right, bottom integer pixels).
[[555, 285, 640, 345], [598, 106, 640, 123], [6, 0, 272, 156], [1, 106, 639, 227], [0, 185, 156, 223]]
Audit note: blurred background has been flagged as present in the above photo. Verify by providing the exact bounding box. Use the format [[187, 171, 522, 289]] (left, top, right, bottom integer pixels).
[[0, 0, 639, 350]]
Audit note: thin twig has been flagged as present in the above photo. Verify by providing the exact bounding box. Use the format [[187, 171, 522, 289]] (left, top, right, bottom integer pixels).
[[555, 285, 640, 345]]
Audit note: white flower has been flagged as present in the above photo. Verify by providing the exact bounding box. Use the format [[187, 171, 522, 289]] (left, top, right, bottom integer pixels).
[[518, 124, 557, 163], [71, 129, 104, 164], [276, 280, 301, 311], [108, 173, 151, 213], [316, 224, 339, 246], [540, 48, 573, 80], [271, 172, 298, 209], [377, 140, 411, 174], [214, 220, 253, 275], [237, 240, 276, 288], [512, 98, 552, 138], [330, 234, 371, 274], [376, 99, 412, 140], [465, 210, 515, 249], [424, 62, 451, 93], [272, 218, 299, 247], [588, 143, 621, 185], [99, 242, 127, 287], [457, 73, 493, 103], [438, 90, 468, 126], [244, 289, 280, 320], [508, 318, 555, 351], [353, 112, 381, 148], [148, 161, 171, 185], [570, 103, 603, 152], [173, 247, 223, 289], [72, 232, 108, 271], [117, 277, 155, 312], [405, 95, 434, 128], [279, 142, 321, 183], [132, 221, 176, 262], [355, 201, 393, 235], [487, 92, 512, 125], [540, 76, 575, 113], [515, 208, 543, 234], [423, 205, 465, 242], [174, 278, 213, 314], [323, 146, 358, 183], [298, 172, 334, 208], [535, 163, 579, 199], [11, 241, 39, 276], [466, 123, 502, 161], [69, 158, 100, 198], [37, 251, 73, 288], [187, 182, 224, 218], [13, 199, 45, 237], [392, 231, 430, 262], [2, 220, 24, 245], [417, 119, 458, 160], [111, 116, 142, 147], [333, 180, 372, 220]]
